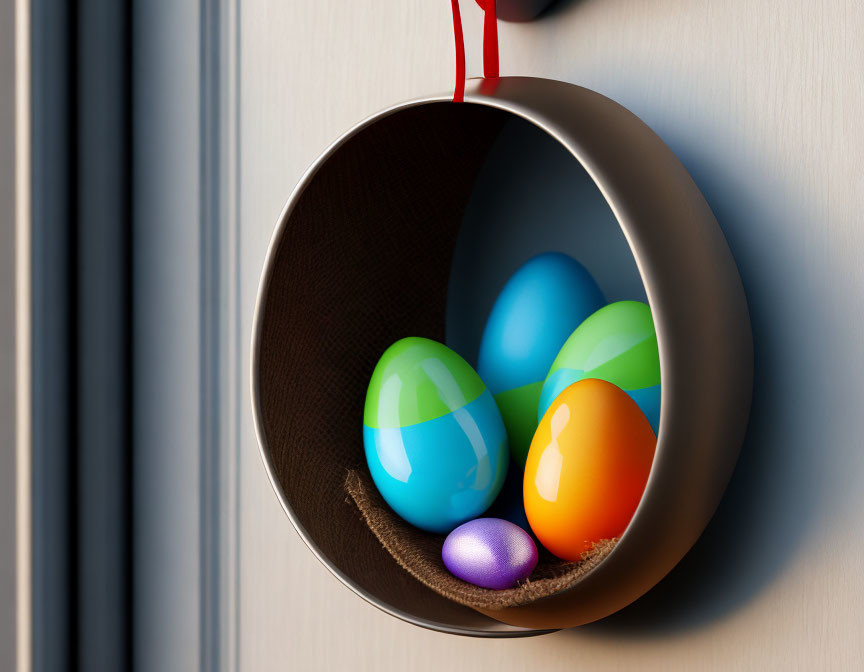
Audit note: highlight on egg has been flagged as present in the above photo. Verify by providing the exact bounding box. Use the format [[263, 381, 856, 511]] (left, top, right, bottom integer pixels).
[[442, 518, 539, 590], [363, 337, 509, 534], [477, 252, 605, 468], [524, 378, 657, 561], [538, 300, 661, 435]]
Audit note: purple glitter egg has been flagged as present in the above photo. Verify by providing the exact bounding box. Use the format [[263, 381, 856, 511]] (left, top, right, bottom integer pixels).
[[442, 518, 539, 590]]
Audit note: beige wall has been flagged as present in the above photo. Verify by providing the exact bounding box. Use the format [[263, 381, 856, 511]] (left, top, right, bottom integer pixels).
[[237, 1, 864, 669]]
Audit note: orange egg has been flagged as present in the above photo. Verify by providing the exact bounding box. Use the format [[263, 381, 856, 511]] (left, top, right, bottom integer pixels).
[[523, 379, 657, 561]]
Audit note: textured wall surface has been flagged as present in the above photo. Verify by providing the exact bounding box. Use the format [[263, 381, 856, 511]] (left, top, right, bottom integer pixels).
[[238, 1, 864, 669]]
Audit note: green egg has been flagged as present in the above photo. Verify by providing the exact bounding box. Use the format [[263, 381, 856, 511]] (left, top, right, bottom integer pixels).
[[364, 337, 486, 429], [538, 301, 661, 435], [363, 337, 509, 533], [492, 381, 543, 469]]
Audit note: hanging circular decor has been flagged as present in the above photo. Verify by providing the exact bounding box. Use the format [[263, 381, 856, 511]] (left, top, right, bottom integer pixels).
[[251, 1, 752, 636]]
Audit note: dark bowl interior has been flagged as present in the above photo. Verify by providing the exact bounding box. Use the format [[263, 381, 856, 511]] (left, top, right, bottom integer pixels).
[[257, 103, 520, 630], [255, 101, 647, 632]]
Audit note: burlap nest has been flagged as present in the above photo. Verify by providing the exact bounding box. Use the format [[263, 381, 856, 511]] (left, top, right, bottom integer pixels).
[[345, 469, 617, 610]]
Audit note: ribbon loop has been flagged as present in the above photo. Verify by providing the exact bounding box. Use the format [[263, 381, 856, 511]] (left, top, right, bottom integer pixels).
[[450, 0, 466, 102], [450, 1, 500, 102]]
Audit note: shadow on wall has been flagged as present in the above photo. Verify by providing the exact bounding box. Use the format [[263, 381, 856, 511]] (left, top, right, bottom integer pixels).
[[575, 109, 829, 639], [540, 0, 585, 20], [449, 105, 827, 637], [506, 0, 584, 22]]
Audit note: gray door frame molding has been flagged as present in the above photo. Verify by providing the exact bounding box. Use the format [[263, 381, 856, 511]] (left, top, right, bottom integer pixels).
[[133, 0, 241, 670], [12, 0, 242, 670], [26, 0, 134, 669]]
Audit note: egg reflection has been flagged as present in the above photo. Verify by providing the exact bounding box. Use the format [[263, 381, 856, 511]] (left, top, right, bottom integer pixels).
[[524, 379, 656, 561], [363, 337, 509, 533]]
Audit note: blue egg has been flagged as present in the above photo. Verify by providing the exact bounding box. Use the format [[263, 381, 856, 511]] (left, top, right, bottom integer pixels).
[[363, 337, 509, 533], [477, 252, 605, 466], [484, 459, 532, 534]]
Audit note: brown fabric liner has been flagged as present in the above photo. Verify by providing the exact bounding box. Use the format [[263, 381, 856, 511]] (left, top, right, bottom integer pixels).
[[345, 469, 617, 610]]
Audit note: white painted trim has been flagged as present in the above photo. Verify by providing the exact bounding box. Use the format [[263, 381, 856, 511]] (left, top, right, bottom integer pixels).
[[217, 1, 241, 670], [201, 0, 241, 668], [15, 0, 32, 670]]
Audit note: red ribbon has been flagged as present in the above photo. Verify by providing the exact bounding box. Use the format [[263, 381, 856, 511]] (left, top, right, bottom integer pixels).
[[450, 0, 499, 102], [482, 0, 499, 79], [450, 0, 466, 102]]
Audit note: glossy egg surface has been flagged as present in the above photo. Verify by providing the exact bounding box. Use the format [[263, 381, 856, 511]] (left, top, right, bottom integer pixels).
[[442, 518, 538, 590], [477, 252, 605, 466], [524, 379, 656, 561], [538, 300, 661, 433], [485, 462, 532, 534], [363, 337, 508, 533]]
